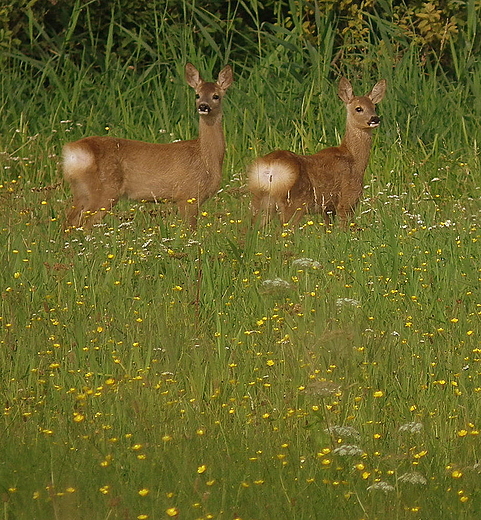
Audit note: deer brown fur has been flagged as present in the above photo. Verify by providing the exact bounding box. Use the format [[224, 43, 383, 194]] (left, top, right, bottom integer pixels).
[[63, 63, 233, 229], [247, 77, 386, 227]]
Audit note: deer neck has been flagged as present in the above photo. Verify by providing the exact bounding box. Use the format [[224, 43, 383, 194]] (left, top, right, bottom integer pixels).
[[340, 126, 373, 177], [198, 113, 225, 178]]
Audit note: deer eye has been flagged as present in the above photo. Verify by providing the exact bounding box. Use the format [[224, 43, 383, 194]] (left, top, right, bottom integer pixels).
[[355, 106, 363, 112], [212, 94, 220, 100]]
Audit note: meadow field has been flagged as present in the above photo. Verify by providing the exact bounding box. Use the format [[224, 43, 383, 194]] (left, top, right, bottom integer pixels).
[[0, 2, 480, 519]]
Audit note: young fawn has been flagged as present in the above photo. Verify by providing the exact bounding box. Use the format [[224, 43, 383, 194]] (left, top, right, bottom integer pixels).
[[248, 77, 386, 227], [63, 63, 233, 229]]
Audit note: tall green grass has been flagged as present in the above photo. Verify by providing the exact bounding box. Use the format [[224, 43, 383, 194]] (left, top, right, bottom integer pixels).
[[0, 2, 480, 519]]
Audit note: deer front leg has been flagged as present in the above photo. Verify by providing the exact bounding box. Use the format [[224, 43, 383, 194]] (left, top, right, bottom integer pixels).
[[177, 199, 199, 229], [337, 182, 362, 229], [336, 197, 360, 229]]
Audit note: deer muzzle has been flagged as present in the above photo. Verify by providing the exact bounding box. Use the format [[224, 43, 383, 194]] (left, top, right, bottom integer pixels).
[[198, 103, 212, 115], [368, 116, 381, 127]]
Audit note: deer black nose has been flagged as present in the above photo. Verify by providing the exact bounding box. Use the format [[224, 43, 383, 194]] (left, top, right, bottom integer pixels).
[[198, 103, 211, 114], [368, 116, 380, 126]]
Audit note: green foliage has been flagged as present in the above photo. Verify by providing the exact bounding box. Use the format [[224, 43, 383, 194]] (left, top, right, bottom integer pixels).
[[0, 2, 480, 519], [2, 0, 481, 76], [0, 155, 480, 518], [1, 0, 264, 69], [284, 0, 481, 77]]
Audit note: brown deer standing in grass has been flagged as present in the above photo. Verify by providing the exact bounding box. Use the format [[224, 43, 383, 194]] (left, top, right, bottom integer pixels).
[[63, 63, 234, 229], [247, 77, 386, 228]]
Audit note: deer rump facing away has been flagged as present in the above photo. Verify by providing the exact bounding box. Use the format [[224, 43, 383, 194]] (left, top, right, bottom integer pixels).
[[63, 63, 233, 229], [248, 77, 386, 227]]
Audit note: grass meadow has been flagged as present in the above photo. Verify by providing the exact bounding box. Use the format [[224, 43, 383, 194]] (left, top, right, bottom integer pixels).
[[0, 2, 480, 519]]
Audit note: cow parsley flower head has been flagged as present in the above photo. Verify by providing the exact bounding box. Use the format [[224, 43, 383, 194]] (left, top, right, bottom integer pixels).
[[292, 258, 321, 269], [261, 277, 291, 290], [367, 481, 395, 493], [398, 472, 427, 485], [333, 444, 364, 457], [325, 425, 361, 440], [399, 422, 424, 434], [335, 297, 361, 308]]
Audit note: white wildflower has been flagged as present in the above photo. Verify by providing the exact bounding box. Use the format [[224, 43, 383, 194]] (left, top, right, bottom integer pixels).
[[292, 258, 321, 269], [367, 481, 395, 493], [325, 425, 361, 440], [398, 472, 427, 485], [439, 220, 454, 228], [333, 444, 364, 457], [336, 297, 361, 308], [398, 422, 424, 434], [261, 278, 291, 290]]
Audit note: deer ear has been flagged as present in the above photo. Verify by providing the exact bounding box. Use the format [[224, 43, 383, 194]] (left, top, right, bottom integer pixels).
[[369, 79, 387, 104], [338, 77, 354, 103], [185, 63, 202, 89], [217, 65, 234, 91]]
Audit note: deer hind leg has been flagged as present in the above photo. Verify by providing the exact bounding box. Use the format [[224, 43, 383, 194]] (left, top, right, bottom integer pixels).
[[251, 193, 277, 227], [66, 177, 119, 229], [64, 148, 121, 229], [65, 175, 99, 229]]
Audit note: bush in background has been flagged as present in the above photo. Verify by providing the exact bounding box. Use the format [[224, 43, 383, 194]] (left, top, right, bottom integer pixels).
[[1, 0, 480, 76]]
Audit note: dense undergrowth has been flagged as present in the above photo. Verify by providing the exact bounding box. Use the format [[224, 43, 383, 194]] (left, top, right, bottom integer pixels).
[[0, 1, 480, 519]]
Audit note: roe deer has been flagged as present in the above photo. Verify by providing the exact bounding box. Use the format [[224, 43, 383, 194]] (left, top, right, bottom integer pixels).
[[63, 63, 234, 229], [247, 77, 386, 228]]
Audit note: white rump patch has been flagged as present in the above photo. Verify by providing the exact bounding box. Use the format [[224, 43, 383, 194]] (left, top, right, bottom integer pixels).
[[63, 145, 94, 179], [248, 159, 297, 197]]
